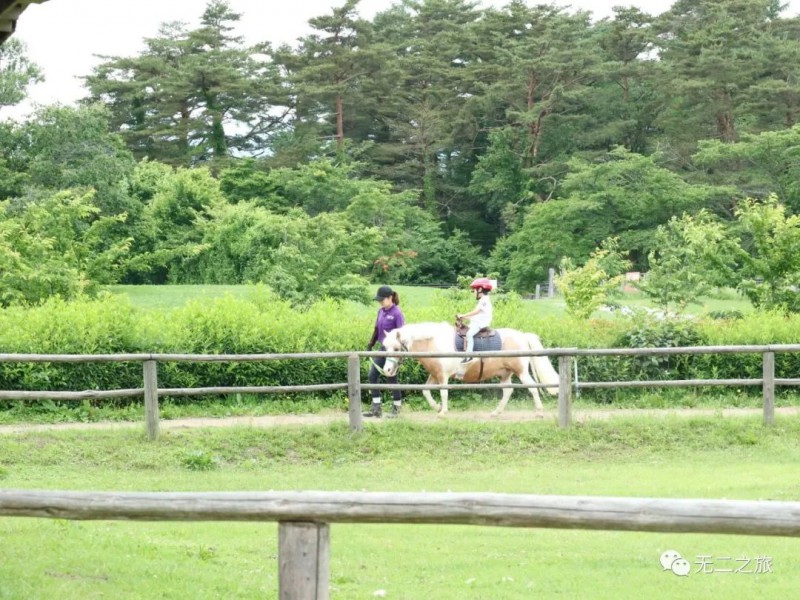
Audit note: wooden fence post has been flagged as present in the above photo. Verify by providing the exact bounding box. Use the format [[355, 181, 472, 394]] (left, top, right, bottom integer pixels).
[[143, 359, 159, 441], [548, 268, 555, 298], [763, 351, 775, 426], [347, 354, 362, 432], [558, 355, 573, 429], [279, 521, 330, 600]]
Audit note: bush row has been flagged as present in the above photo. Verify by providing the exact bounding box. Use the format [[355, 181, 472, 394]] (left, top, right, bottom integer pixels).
[[0, 292, 798, 403]]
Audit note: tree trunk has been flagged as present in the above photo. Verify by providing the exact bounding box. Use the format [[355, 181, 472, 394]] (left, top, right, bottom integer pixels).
[[715, 110, 738, 142], [713, 90, 738, 142], [179, 102, 191, 163], [525, 72, 540, 167], [211, 110, 227, 158], [203, 90, 228, 160], [336, 93, 344, 150]]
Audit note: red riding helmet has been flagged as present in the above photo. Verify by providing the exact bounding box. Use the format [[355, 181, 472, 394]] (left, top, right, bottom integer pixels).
[[469, 277, 494, 292]]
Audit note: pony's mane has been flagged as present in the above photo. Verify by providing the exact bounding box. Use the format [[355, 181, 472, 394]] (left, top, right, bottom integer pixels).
[[399, 321, 452, 343]]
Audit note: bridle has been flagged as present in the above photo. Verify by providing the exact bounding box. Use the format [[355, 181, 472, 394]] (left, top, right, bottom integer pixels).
[[373, 334, 409, 376]]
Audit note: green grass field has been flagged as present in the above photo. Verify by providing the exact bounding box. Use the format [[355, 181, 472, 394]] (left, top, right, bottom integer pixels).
[[0, 285, 794, 597], [106, 283, 755, 317], [1, 418, 799, 599], [107, 284, 262, 310]]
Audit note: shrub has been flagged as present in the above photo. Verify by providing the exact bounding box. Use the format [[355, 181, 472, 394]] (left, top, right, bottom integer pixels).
[[2, 290, 800, 409], [0, 293, 143, 396], [612, 313, 707, 381], [182, 450, 218, 471]]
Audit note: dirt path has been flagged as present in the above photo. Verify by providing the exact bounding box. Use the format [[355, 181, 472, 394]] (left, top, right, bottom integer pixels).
[[1, 406, 798, 435]]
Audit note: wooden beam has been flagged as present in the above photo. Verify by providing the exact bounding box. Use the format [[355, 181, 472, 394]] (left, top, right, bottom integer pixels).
[[0, 0, 49, 17], [763, 351, 775, 425], [143, 360, 159, 441], [0, 388, 144, 400], [279, 522, 330, 600], [0, 0, 50, 45], [346, 354, 362, 432], [2, 490, 800, 537], [557, 355, 572, 429]]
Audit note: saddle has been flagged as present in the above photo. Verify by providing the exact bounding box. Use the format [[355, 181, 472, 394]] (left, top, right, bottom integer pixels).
[[454, 316, 499, 352]]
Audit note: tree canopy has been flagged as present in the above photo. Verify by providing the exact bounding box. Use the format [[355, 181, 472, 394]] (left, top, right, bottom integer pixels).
[[4, 0, 800, 308]]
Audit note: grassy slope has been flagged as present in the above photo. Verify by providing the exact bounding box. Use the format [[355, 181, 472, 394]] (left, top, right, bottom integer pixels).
[[1, 418, 799, 599], [106, 283, 754, 316], [107, 284, 256, 311]]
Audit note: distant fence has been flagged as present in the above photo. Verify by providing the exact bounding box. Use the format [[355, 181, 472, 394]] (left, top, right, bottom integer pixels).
[[523, 267, 557, 300], [1, 344, 799, 439], [522, 269, 648, 299], [1, 488, 800, 598]]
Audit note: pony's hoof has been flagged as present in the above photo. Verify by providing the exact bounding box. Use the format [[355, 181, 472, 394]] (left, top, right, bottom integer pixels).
[[534, 411, 545, 420], [437, 411, 448, 417], [490, 411, 501, 418]]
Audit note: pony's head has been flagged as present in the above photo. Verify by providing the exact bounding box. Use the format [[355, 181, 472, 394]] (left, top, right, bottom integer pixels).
[[380, 328, 410, 377]]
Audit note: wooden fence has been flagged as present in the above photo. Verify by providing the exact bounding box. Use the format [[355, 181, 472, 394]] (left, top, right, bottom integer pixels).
[[3, 348, 800, 597], [1, 488, 800, 598], [1, 343, 800, 439]]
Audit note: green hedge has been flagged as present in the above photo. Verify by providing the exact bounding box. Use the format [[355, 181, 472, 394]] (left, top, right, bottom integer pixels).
[[1, 292, 799, 404]]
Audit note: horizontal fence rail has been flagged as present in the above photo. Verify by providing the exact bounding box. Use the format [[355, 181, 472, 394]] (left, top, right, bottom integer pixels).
[[2, 489, 800, 536], [0, 388, 145, 400], [0, 345, 798, 437], [157, 384, 349, 397], [3, 344, 800, 362], [2, 488, 799, 598]]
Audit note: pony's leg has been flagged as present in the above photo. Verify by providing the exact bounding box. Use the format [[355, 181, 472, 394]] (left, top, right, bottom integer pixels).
[[438, 375, 450, 416], [422, 375, 440, 412], [491, 374, 515, 417], [518, 367, 544, 416]]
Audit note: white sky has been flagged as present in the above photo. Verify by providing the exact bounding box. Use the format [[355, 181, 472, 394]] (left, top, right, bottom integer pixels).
[[8, 0, 800, 118]]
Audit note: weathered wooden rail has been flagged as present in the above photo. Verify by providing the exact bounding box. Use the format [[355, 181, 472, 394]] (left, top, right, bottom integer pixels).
[[0, 0, 48, 44], [1, 489, 799, 599], [1, 344, 799, 439]]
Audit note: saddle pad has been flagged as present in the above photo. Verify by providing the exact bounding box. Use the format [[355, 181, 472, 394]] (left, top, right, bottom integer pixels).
[[455, 331, 502, 352]]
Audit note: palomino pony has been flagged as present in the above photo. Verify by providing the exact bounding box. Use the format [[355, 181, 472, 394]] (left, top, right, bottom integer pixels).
[[381, 321, 559, 416]]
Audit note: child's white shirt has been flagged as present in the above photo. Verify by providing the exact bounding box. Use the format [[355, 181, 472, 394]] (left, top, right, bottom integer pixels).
[[470, 295, 493, 329]]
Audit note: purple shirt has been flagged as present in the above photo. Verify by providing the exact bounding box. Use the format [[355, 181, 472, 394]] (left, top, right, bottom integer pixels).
[[372, 304, 405, 345]]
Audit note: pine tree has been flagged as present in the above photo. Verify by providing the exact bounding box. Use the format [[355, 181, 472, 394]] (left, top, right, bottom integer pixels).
[[84, 0, 288, 167]]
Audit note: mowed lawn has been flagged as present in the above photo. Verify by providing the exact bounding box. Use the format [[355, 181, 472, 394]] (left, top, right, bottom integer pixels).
[[0, 285, 790, 598], [105, 283, 755, 318], [107, 284, 263, 311], [1, 417, 799, 599]]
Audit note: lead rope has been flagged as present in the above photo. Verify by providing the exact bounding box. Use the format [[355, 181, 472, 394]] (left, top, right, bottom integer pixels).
[[369, 357, 389, 377]]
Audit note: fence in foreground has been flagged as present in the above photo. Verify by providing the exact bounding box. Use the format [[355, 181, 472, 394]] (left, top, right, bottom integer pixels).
[[1, 489, 799, 598], [1, 343, 799, 439]]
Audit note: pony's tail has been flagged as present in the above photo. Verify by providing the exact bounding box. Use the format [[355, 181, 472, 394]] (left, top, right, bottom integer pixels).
[[525, 333, 559, 395]]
